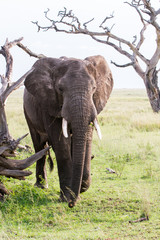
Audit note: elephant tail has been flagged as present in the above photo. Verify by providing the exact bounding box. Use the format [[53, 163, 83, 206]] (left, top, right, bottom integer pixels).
[[46, 146, 54, 172], [44, 143, 54, 172]]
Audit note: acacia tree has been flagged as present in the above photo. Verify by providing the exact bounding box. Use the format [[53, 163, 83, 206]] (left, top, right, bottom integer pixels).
[[33, 0, 160, 112]]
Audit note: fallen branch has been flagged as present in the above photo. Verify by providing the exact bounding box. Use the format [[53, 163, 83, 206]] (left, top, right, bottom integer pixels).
[[0, 147, 50, 171], [0, 168, 32, 180], [129, 216, 149, 223]]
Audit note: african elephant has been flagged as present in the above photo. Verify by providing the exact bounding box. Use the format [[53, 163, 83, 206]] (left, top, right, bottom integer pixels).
[[23, 55, 113, 207]]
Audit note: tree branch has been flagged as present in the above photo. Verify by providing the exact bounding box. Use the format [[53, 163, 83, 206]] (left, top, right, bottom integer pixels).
[[0, 38, 23, 85], [0, 39, 38, 104], [0, 147, 49, 171], [1, 67, 34, 103], [111, 61, 134, 68], [91, 35, 134, 61], [17, 42, 46, 59], [32, 2, 160, 112], [125, 1, 149, 51], [32, 8, 149, 66], [141, 0, 160, 31]]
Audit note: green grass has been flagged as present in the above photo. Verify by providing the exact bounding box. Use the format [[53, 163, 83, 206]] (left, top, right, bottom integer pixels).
[[1, 88, 160, 239]]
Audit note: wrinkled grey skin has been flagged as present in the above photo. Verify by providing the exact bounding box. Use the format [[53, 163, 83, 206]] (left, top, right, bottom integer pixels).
[[23, 55, 113, 207]]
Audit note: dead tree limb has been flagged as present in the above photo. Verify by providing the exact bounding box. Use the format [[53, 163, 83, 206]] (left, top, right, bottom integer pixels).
[[33, 0, 160, 112], [17, 42, 46, 58], [2, 67, 34, 104], [0, 38, 34, 147], [0, 147, 49, 179], [0, 147, 49, 171], [129, 216, 149, 223], [0, 38, 23, 84], [0, 147, 49, 199]]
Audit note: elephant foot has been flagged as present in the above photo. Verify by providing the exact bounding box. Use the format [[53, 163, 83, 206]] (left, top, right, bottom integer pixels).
[[34, 181, 48, 189], [68, 195, 81, 208], [68, 201, 75, 208], [59, 189, 81, 207]]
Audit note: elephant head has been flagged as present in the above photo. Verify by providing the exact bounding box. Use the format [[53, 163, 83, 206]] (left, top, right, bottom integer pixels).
[[24, 55, 113, 207]]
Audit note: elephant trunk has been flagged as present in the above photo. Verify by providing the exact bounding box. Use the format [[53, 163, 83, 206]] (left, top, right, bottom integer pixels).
[[69, 118, 88, 207], [68, 93, 93, 207], [61, 90, 102, 207]]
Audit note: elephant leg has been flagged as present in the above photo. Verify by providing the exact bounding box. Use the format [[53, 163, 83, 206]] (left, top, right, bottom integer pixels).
[[24, 112, 48, 188], [30, 127, 48, 188], [48, 119, 72, 202], [80, 125, 93, 193], [35, 154, 48, 189]]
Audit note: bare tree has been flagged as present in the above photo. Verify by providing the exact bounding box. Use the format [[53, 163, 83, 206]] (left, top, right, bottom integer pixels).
[[33, 0, 160, 112], [0, 38, 49, 198], [0, 38, 34, 147]]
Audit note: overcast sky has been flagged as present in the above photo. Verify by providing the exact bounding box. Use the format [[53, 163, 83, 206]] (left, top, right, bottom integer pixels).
[[0, 0, 159, 88]]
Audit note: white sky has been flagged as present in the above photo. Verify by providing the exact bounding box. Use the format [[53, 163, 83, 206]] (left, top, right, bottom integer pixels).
[[0, 0, 159, 88]]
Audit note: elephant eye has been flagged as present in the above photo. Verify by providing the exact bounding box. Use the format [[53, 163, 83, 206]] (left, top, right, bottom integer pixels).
[[58, 80, 64, 94], [59, 87, 63, 93], [93, 86, 96, 92], [58, 84, 64, 94]]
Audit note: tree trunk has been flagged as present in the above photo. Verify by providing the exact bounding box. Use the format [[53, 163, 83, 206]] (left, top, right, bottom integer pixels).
[[0, 101, 12, 145], [145, 67, 160, 113]]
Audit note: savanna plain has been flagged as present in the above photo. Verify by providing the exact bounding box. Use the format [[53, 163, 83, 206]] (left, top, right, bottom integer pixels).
[[0, 89, 160, 240]]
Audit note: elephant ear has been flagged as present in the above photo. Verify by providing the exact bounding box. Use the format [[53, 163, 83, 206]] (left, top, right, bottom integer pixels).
[[85, 55, 113, 114], [24, 58, 59, 117]]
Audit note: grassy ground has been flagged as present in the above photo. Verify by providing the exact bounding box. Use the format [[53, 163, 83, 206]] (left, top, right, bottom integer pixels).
[[0, 89, 160, 239]]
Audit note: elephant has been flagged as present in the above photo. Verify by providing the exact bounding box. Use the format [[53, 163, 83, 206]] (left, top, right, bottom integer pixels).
[[23, 55, 113, 207]]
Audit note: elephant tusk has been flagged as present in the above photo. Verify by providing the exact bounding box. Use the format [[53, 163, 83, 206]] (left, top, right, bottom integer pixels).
[[62, 118, 68, 138], [93, 119, 102, 140]]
